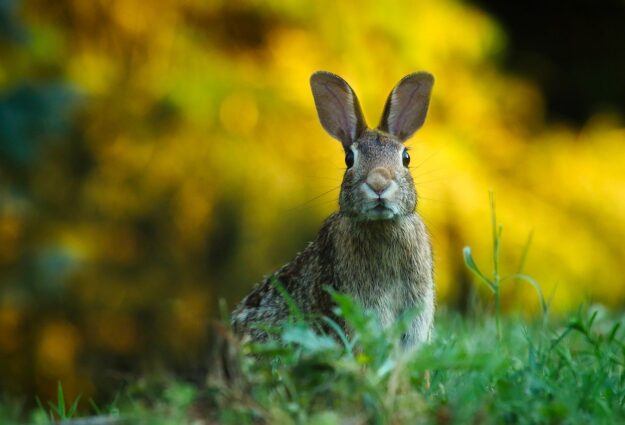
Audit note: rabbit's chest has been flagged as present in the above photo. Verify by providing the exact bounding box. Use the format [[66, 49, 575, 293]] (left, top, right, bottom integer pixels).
[[336, 243, 430, 327], [363, 278, 413, 328], [344, 255, 422, 322], [330, 214, 434, 328]]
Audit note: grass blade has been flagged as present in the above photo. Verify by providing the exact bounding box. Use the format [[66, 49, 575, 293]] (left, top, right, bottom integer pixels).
[[517, 230, 534, 274], [68, 394, 82, 418], [58, 381, 65, 418], [463, 246, 495, 292], [504, 273, 547, 315], [270, 276, 304, 322], [321, 316, 353, 355]]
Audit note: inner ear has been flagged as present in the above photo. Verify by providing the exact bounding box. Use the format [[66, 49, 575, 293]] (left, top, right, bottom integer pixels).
[[378, 72, 434, 142], [310, 71, 367, 146]]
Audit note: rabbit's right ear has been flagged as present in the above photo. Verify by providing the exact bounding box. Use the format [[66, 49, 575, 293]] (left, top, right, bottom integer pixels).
[[310, 71, 367, 147]]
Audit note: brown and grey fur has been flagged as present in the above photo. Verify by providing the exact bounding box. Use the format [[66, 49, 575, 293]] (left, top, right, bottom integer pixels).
[[232, 71, 435, 347]]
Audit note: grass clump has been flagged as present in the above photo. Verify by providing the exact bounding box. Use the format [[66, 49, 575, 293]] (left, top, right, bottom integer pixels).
[[210, 302, 625, 424], [4, 298, 624, 424]]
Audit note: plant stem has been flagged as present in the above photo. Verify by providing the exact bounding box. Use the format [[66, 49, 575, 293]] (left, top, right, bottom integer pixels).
[[490, 192, 499, 283], [489, 192, 502, 341], [495, 288, 501, 341]]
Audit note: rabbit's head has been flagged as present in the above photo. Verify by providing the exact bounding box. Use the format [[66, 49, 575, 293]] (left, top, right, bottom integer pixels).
[[310, 71, 434, 221]]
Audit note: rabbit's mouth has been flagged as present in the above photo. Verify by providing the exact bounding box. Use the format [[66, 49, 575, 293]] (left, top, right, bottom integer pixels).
[[364, 202, 397, 220]]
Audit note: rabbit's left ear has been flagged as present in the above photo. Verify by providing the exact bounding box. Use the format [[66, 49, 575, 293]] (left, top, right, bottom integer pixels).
[[378, 72, 434, 142]]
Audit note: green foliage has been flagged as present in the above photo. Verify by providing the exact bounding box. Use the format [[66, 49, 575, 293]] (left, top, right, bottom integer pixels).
[[34, 382, 81, 423], [2, 302, 624, 424], [464, 193, 547, 340], [213, 301, 625, 424]]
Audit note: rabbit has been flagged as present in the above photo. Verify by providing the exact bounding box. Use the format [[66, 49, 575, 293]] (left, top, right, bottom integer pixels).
[[232, 71, 435, 347]]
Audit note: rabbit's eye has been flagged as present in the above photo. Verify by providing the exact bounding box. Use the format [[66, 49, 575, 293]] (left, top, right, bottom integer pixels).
[[345, 150, 355, 168], [402, 149, 410, 167]]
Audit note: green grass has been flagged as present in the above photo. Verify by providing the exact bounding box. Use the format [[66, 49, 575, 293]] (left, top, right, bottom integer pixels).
[[463, 192, 548, 341], [2, 303, 624, 424], [34, 382, 81, 423], [221, 304, 625, 425], [3, 200, 625, 424]]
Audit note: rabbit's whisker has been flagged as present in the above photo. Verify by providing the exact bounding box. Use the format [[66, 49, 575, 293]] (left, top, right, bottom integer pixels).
[[287, 185, 341, 210], [307, 176, 343, 182], [410, 150, 441, 170], [414, 177, 449, 185], [417, 195, 450, 205], [411, 168, 446, 179]]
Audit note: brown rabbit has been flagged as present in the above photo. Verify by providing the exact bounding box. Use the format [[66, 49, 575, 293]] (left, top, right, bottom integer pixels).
[[232, 71, 435, 347]]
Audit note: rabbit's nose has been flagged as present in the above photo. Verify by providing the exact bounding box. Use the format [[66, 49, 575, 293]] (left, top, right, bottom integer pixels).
[[366, 167, 392, 195]]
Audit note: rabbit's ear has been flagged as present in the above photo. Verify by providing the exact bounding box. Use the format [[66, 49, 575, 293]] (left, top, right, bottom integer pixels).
[[310, 71, 367, 146], [378, 72, 434, 142]]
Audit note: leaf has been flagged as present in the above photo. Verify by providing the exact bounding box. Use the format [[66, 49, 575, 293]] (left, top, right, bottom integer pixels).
[[321, 316, 353, 355], [270, 276, 304, 322], [282, 325, 338, 353], [246, 342, 292, 357], [327, 289, 369, 332], [35, 396, 53, 422], [503, 273, 547, 315], [57, 381, 65, 418], [608, 322, 621, 343], [88, 398, 101, 415], [376, 357, 396, 379], [517, 230, 534, 274], [67, 394, 82, 418], [463, 246, 495, 292]]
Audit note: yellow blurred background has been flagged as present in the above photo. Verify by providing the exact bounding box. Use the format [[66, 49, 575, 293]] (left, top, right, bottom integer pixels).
[[1, 0, 624, 405]]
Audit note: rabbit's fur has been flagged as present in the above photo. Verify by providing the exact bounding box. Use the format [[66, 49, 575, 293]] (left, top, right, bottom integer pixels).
[[232, 71, 435, 347]]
